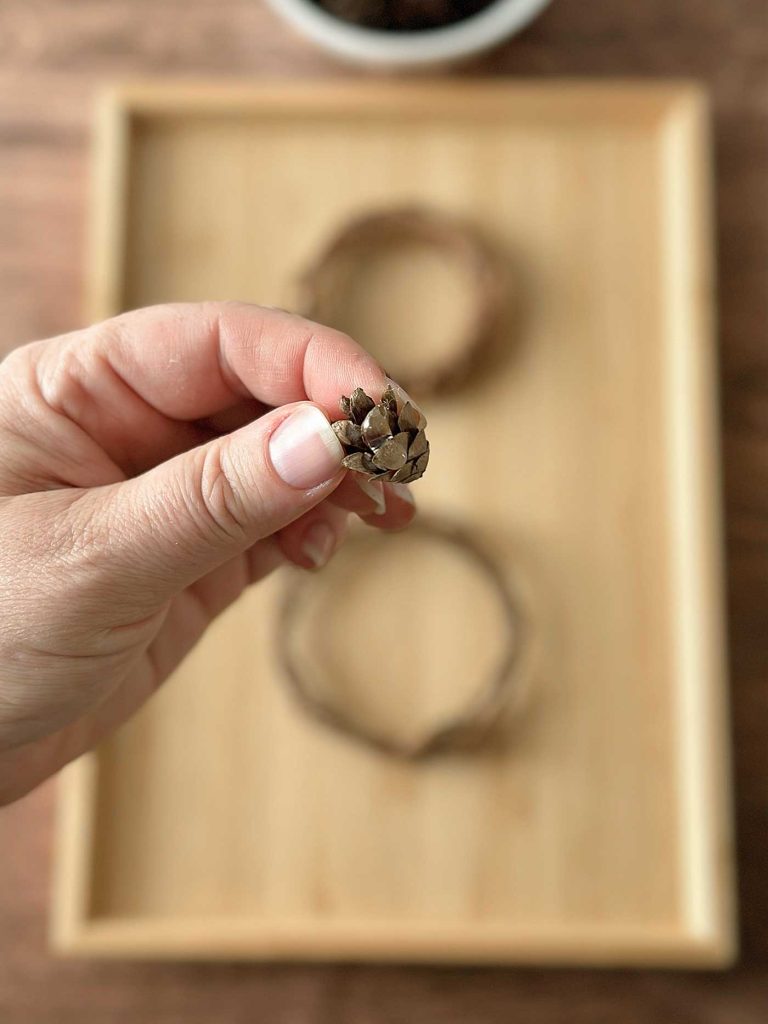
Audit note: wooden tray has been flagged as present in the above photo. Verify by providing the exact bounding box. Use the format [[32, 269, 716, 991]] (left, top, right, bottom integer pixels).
[[52, 81, 735, 966]]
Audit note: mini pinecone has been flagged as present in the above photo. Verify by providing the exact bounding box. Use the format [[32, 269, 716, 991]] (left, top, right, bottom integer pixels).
[[332, 385, 430, 484]]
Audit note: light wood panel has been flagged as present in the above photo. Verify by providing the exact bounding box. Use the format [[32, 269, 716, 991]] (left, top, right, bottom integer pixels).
[[53, 81, 735, 965]]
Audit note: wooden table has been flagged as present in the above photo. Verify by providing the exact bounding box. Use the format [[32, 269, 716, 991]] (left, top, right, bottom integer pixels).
[[0, 1, 766, 1020]]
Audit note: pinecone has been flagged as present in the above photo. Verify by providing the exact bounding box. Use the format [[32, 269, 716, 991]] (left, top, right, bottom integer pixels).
[[332, 385, 430, 484]]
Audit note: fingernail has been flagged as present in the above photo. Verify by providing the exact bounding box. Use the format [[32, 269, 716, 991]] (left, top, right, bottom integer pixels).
[[388, 482, 415, 506], [301, 521, 336, 569], [357, 477, 386, 515], [269, 405, 343, 489]]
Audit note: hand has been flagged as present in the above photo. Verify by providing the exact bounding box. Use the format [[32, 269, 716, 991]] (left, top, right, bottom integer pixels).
[[0, 302, 416, 804]]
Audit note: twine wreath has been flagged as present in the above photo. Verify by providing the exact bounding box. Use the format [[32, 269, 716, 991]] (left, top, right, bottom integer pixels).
[[276, 517, 523, 760], [297, 206, 506, 397]]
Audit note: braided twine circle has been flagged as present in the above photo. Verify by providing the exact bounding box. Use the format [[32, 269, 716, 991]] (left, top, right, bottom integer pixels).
[[276, 517, 523, 760], [297, 206, 505, 396]]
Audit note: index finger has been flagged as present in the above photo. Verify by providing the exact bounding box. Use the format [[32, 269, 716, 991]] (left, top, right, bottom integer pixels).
[[88, 301, 387, 420], [25, 302, 387, 477]]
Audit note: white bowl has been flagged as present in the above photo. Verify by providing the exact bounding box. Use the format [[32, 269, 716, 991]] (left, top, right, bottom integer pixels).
[[266, 0, 554, 68]]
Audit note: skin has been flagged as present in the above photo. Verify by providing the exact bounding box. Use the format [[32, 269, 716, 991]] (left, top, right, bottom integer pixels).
[[0, 302, 416, 805]]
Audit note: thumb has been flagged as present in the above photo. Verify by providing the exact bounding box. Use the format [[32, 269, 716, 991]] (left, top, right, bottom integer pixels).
[[88, 402, 344, 609]]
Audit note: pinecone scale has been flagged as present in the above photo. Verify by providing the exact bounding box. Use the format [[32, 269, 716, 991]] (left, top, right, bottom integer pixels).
[[333, 386, 430, 484]]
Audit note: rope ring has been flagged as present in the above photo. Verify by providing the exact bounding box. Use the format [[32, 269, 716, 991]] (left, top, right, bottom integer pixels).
[[297, 206, 506, 397], [276, 516, 523, 760]]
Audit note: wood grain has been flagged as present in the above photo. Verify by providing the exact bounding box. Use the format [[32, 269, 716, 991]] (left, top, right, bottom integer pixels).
[[1, 0, 767, 1020], [49, 81, 733, 967]]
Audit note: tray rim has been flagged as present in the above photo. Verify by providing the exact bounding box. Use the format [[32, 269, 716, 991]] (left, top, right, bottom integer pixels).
[[53, 79, 736, 967]]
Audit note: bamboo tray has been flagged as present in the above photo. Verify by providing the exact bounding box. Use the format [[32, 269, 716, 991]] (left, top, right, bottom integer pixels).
[[53, 81, 735, 966]]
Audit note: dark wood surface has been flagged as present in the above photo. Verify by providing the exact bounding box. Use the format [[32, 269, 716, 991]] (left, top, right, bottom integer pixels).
[[1, 1, 767, 1020]]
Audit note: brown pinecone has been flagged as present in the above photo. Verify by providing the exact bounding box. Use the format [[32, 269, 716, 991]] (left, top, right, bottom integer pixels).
[[332, 385, 429, 484]]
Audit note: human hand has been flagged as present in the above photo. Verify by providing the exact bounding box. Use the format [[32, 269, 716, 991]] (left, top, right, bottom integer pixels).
[[0, 302, 416, 804]]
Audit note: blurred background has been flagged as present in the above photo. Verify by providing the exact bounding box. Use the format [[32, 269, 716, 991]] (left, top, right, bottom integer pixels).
[[1, 1, 767, 1021]]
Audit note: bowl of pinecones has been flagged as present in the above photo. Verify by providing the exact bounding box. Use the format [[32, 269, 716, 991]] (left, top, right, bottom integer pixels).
[[265, 0, 553, 67]]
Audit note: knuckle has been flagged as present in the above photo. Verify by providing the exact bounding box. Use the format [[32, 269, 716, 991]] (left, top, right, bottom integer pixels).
[[33, 320, 131, 423], [34, 334, 94, 417], [189, 441, 256, 543]]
